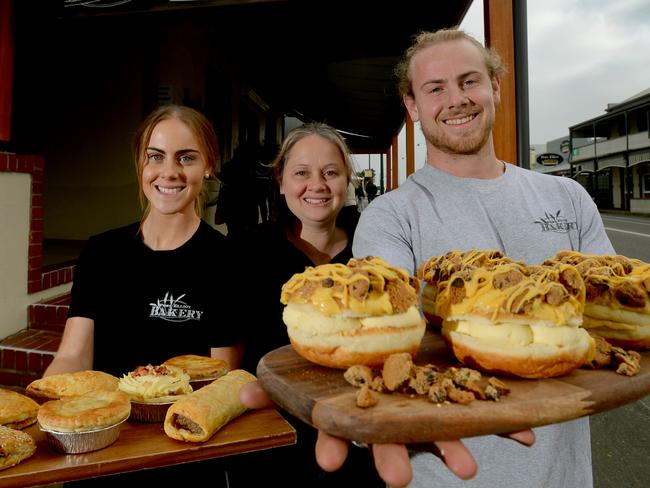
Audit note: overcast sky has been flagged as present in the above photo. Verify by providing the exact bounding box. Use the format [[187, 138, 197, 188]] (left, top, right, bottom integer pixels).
[[355, 0, 650, 181], [467, 0, 650, 145]]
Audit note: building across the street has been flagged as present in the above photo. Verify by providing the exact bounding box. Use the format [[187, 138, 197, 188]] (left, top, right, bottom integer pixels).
[[568, 87, 650, 213]]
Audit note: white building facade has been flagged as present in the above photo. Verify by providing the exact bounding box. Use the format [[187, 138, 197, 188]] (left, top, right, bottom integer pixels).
[[568, 88, 650, 213]]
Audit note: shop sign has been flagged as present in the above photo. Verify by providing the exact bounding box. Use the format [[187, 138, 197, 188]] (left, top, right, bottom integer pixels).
[[536, 153, 564, 166]]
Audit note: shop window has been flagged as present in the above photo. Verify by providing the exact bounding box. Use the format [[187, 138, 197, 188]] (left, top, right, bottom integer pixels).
[[643, 173, 650, 199], [596, 170, 610, 188], [634, 109, 648, 134]]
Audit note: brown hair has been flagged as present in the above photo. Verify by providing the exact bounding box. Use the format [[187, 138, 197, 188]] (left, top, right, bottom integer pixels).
[[395, 28, 507, 98], [133, 105, 219, 220]]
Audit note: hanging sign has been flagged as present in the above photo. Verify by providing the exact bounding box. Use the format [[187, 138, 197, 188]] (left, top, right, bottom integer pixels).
[[536, 153, 564, 166]]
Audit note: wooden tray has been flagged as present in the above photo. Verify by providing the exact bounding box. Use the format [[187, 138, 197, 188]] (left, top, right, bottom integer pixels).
[[257, 332, 650, 444], [0, 408, 295, 488]]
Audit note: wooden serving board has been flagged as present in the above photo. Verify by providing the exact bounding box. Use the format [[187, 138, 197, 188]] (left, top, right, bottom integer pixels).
[[257, 332, 650, 444], [0, 408, 295, 488]]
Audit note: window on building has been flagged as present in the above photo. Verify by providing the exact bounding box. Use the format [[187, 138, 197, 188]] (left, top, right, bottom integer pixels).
[[631, 108, 648, 134], [643, 173, 650, 199], [616, 114, 626, 137], [596, 170, 610, 189]]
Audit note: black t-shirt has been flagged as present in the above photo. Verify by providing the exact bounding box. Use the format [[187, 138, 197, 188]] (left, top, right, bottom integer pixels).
[[68, 221, 245, 376], [230, 221, 385, 488], [237, 221, 353, 373]]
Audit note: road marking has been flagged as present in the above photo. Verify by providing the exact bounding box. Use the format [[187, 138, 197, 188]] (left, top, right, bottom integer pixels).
[[602, 216, 650, 226], [604, 227, 650, 238]]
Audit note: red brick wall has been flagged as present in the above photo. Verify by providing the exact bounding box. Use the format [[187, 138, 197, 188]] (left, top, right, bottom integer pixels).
[[0, 152, 74, 293]]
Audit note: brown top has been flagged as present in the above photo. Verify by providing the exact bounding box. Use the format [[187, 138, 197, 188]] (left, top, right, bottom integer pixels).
[[26, 370, 119, 402], [163, 355, 228, 380], [0, 389, 39, 429], [37, 391, 131, 433]]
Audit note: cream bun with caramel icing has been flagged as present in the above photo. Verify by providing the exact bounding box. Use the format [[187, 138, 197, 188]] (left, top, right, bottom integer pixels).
[[280, 256, 426, 369], [419, 251, 593, 378], [545, 250, 650, 350]]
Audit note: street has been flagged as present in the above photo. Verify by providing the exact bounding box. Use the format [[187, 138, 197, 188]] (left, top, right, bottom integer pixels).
[[591, 211, 650, 488], [601, 213, 650, 261]]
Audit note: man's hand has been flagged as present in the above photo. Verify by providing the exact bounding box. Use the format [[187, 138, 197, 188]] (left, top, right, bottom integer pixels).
[[239, 381, 535, 488], [315, 431, 477, 488], [316, 433, 417, 487]]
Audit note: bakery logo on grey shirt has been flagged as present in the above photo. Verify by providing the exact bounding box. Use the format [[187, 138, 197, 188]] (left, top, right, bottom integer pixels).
[[534, 210, 577, 233], [149, 292, 204, 322]]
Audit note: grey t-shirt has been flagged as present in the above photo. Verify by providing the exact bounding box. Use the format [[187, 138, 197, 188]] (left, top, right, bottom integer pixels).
[[353, 162, 614, 488]]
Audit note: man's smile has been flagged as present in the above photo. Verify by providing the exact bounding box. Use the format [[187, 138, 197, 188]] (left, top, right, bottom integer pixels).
[[444, 113, 477, 126]]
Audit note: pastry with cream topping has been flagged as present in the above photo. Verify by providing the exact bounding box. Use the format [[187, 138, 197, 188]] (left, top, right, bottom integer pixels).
[[280, 256, 426, 368], [118, 364, 192, 403]]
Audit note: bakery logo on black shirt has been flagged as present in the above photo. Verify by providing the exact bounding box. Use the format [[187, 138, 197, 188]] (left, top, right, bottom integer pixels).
[[534, 210, 577, 233], [149, 292, 204, 322]]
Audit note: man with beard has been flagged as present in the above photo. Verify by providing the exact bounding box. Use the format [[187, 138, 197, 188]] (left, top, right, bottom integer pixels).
[[241, 28, 613, 488], [351, 29, 613, 488]]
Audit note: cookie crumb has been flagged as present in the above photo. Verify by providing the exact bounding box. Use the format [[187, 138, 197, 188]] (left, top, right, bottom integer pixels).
[[449, 367, 482, 386], [583, 336, 641, 376], [356, 385, 379, 408], [344, 365, 374, 387], [369, 376, 385, 392], [428, 382, 448, 403], [343, 353, 511, 409], [614, 348, 641, 376], [464, 380, 487, 400], [382, 353, 413, 391], [487, 376, 510, 395], [447, 386, 475, 405], [409, 364, 440, 394]]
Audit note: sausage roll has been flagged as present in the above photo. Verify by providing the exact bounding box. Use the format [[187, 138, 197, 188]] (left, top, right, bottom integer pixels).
[[0, 426, 36, 471], [164, 369, 256, 442]]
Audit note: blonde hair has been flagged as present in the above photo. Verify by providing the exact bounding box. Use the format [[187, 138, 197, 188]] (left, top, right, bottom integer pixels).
[[272, 122, 354, 184], [133, 105, 219, 220], [271, 122, 355, 224], [395, 28, 507, 98]]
